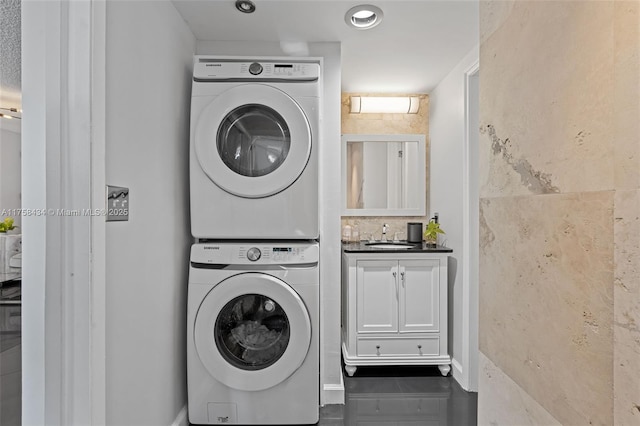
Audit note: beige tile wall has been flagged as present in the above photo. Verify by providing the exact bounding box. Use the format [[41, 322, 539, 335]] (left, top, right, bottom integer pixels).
[[340, 93, 431, 239], [479, 1, 639, 425], [612, 2, 640, 423], [478, 352, 561, 426]]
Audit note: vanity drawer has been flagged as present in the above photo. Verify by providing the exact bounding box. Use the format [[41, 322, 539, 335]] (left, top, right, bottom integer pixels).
[[356, 337, 439, 357]]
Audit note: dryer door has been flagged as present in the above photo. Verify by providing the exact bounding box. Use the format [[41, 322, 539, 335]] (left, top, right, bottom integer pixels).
[[194, 272, 312, 391], [194, 84, 312, 198]]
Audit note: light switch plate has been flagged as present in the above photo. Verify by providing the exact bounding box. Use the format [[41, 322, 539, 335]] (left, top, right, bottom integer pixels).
[[106, 185, 129, 222]]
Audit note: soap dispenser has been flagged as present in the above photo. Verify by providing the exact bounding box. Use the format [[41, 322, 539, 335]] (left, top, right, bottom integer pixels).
[[342, 225, 352, 243], [352, 225, 360, 242]]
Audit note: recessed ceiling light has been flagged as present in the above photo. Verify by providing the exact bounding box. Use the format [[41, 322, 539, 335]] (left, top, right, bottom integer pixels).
[[235, 0, 256, 14], [345, 5, 384, 30]]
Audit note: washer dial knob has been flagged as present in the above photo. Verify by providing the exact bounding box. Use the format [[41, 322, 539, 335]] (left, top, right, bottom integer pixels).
[[246, 247, 261, 261], [249, 62, 263, 75]]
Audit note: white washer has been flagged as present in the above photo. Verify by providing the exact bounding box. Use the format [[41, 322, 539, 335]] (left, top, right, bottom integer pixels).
[[190, 57, 320, 239], [187, 242, 319, 425]]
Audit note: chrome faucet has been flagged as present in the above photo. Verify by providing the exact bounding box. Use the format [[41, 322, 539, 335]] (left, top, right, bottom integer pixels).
[[381, 223, 389, 242]]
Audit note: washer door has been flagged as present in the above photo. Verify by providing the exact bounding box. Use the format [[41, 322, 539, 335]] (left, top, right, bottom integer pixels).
[[194, 273, 312, 391], [194, 84, 312, 198]]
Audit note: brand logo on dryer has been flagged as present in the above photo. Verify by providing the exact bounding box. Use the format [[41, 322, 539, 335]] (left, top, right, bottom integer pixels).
[[203, 246, 220, 250]]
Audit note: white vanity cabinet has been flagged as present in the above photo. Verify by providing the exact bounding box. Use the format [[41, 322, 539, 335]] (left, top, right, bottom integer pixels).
[[342, 250, 451, 376]]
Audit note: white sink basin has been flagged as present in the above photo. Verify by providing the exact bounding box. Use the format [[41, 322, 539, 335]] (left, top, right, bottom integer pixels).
[[365, 242, 416, 249]]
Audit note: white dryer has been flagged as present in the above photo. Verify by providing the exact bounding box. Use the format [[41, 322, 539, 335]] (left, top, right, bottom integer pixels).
[[187, 242, 319, 425], [190, 57, 320, 239]]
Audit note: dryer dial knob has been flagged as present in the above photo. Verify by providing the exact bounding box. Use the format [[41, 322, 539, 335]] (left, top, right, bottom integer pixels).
[[249, 62, 263, 75], [247, 247, 261, 261]]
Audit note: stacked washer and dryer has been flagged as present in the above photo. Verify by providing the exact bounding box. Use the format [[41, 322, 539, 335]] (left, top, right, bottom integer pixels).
[[187, 57, 321, 425]]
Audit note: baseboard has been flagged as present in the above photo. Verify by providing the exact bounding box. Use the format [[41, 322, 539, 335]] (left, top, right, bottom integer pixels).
[[171, 404, 188, 426], [452, 358, 468, 390], [321, 374, 345, 405]]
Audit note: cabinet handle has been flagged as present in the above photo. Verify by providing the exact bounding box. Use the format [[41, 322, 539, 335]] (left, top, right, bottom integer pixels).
[[376, 345, 381, 355], [392, 271, 398, 298], [401, 271, 405, 287], [417, 344, 423, 355]]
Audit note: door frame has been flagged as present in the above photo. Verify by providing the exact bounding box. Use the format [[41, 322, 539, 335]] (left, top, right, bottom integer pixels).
[[461, 60, 480, 392], [22, 1, 106, 424]]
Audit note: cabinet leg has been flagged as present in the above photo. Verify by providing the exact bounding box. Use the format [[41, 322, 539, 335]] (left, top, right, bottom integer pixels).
[[344, 365, 357, 377], [438, 364, 451, 376]]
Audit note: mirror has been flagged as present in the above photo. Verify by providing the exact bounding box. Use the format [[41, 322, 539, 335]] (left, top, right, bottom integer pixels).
[[342, 134, 426, 216]]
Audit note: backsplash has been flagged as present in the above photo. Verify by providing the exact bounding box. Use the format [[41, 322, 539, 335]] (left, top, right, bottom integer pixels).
[[341, 217, 428, 243], [340, 93, 430, 237]]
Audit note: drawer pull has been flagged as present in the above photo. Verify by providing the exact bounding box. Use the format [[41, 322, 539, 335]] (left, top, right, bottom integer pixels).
[[418, 344, 423, 355], [376, 345, 381, 355]]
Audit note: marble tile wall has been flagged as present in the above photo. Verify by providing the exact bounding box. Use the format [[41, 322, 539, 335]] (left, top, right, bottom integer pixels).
[[612, 2, 640, 424], [340, 93, 430, 237], [478, 1, 639, 425], [478, 352, 561, 426]]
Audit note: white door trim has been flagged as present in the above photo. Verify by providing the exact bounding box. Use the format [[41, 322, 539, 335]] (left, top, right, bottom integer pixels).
[[22, 1, 106, 424], [90, 1, 107, 424], [461, 60, 480, 392]]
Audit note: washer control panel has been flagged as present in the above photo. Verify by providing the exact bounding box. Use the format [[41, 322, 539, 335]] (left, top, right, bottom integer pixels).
[[194, 58, 320, 82], [191, 242, 319, 265]]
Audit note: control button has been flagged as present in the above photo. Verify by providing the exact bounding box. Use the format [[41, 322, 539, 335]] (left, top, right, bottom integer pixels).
[[249, 62, 263, 75], [247, 247, 261, 261]]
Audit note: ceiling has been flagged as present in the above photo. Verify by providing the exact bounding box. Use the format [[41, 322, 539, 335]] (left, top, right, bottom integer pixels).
[[173, 0, 479, 94], [0, 0, 479, 110]]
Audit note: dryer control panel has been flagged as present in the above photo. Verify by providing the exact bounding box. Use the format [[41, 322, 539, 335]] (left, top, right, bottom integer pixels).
[[193, 58, 320, 82], [191, 242, 319, 266]]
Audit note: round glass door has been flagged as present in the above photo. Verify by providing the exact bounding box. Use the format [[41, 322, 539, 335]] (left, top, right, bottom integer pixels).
[[194, 273, 312, 391], [217, 105, 291, 178], [214, 293, 290, 370], [194, 84, 312, 198]]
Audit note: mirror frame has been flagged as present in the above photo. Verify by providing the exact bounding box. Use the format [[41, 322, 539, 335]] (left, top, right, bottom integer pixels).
[[341, 134, 426, 217]]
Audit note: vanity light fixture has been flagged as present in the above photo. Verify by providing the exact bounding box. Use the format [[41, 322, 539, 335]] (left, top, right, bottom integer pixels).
[[0, 107, 21, 120], [235, 0, 256, 14], [350, 96, 420, 114], [345, 5, 384, 30]]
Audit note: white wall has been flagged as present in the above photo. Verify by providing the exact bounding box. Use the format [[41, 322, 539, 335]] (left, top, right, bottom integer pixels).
[[429, 46, 479, 391], [196, 41, 343, 405], [105, 2, 195, 424], [0, 125, 21, 227]]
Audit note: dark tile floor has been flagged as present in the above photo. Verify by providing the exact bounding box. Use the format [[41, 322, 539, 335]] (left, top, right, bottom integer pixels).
[[317, 366, 477, 426], [0, 283, 21, 426]]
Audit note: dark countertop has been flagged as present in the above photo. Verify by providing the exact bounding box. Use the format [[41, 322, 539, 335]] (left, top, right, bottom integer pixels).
[[342, 241, 453, 253]]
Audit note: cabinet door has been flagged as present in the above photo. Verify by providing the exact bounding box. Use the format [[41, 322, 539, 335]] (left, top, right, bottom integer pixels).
[[356, 260, 398, 333], [398, 259, 439, 333]]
